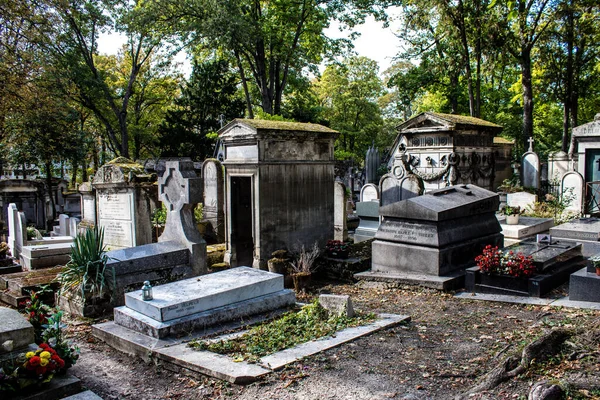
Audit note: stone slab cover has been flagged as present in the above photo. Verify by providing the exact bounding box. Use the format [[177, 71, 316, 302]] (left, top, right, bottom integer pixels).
[[550, 218, 600, 241], [379, 184, 499, 222], [125, 267, 284, 322], [0, 307, 34, 353]]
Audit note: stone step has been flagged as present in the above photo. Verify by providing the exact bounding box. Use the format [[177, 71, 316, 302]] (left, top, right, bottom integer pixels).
[[124, 267, 284, 322], [0, 289, 28, 308]]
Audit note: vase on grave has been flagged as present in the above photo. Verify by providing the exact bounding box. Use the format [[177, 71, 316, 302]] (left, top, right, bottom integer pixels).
[[505, 215, 520, 225], [292, 272, 311, 292]]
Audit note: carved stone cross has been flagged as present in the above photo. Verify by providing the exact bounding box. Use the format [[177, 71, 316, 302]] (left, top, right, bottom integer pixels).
[[527, 136, 534, 152], [158, 160, 206, 274]]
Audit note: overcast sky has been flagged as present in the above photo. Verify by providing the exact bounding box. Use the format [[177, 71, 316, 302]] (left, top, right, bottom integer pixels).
[[97, 9, 403, 77]]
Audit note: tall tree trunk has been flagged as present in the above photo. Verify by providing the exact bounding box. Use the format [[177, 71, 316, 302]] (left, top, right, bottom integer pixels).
[[234, 49, 254, 119], [450, 73, 459, 114], [521, 49, 534, 151], [81, 159, 88, 183], [561, 3, 574, 152]]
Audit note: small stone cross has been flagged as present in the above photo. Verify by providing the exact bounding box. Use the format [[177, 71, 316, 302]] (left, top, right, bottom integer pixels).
[[527, 137, 534, 152]]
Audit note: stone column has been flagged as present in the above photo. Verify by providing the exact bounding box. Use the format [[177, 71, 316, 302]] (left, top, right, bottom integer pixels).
[[334, 181, 348, 241], [202, 159, 225, 243]]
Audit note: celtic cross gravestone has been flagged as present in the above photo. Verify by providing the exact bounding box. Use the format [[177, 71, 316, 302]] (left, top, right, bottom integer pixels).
[[158, 160, 206, 274]]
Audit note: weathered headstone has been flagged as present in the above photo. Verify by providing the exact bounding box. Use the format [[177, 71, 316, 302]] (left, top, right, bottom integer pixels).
[[15, 211, 27, 260], [360, 184, 379, 202], [507, 191, 538, 212], [78, 181, 96, 228], [334, 181, 348, 241], [548, 151, 569, 182], [7, 203, 18, 257], [69, 217, 80, 238], [158, 160, 207, 275], [202, 159, 225, 243], [561, 171, 584, 215], [522, 139, 540, 189], [59, 214, 70, 237], [379, 174, 400, 207], [318, 294, 354, 318], [93, 157, 156, 250], [399, 175, 423, 200], [356, 184, 503, 290]]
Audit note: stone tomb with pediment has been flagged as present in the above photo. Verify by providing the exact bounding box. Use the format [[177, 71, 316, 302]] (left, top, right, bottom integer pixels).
[[356, 184, 503, 289], [92, 157, 157, 250], [218, 119, 339, 269], [386, 112, 505, 191]]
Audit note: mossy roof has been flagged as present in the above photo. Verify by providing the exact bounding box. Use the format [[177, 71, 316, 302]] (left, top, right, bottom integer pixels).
[[426, 112, 503, 129], [226, 118, 338, 134], [493, 137, 515, 144], [106, 157, 145, 175]]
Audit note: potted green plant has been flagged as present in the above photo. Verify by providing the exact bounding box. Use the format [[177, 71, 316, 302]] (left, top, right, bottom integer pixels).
[[590, 254, 600, 276], [290, 243, 320, 292], [56, 227, 114, 317], [500, 205, 522, 225]]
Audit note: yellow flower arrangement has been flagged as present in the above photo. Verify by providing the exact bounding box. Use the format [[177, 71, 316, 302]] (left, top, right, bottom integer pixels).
[[25, 351, 35, 359], [40, 351, 51, 359]]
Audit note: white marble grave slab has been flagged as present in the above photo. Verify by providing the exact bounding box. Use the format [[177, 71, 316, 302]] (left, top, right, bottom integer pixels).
[[498, 216, 554, 239], [21, 242, 73, 258], [125, 267, 284, 322]]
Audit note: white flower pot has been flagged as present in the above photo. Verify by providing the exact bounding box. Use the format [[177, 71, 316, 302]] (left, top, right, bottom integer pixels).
[[505, 215, 520, 225]]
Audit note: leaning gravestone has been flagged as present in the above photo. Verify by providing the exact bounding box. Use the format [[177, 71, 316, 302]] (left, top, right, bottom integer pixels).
[[334, 181, 348, 241], [561, 171, 584, 215], [92, 157, 156, 250], [202, 159, 225, 243], [356, 184, 503, 290]]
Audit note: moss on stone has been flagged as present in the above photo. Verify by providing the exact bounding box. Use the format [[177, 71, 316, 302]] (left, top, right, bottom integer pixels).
[[231, 118, 338, 133]]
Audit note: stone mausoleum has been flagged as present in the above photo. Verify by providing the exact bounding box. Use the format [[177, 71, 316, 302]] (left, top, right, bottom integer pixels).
[[218, 119, 339, 269], [387, 112, 506, 191]]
